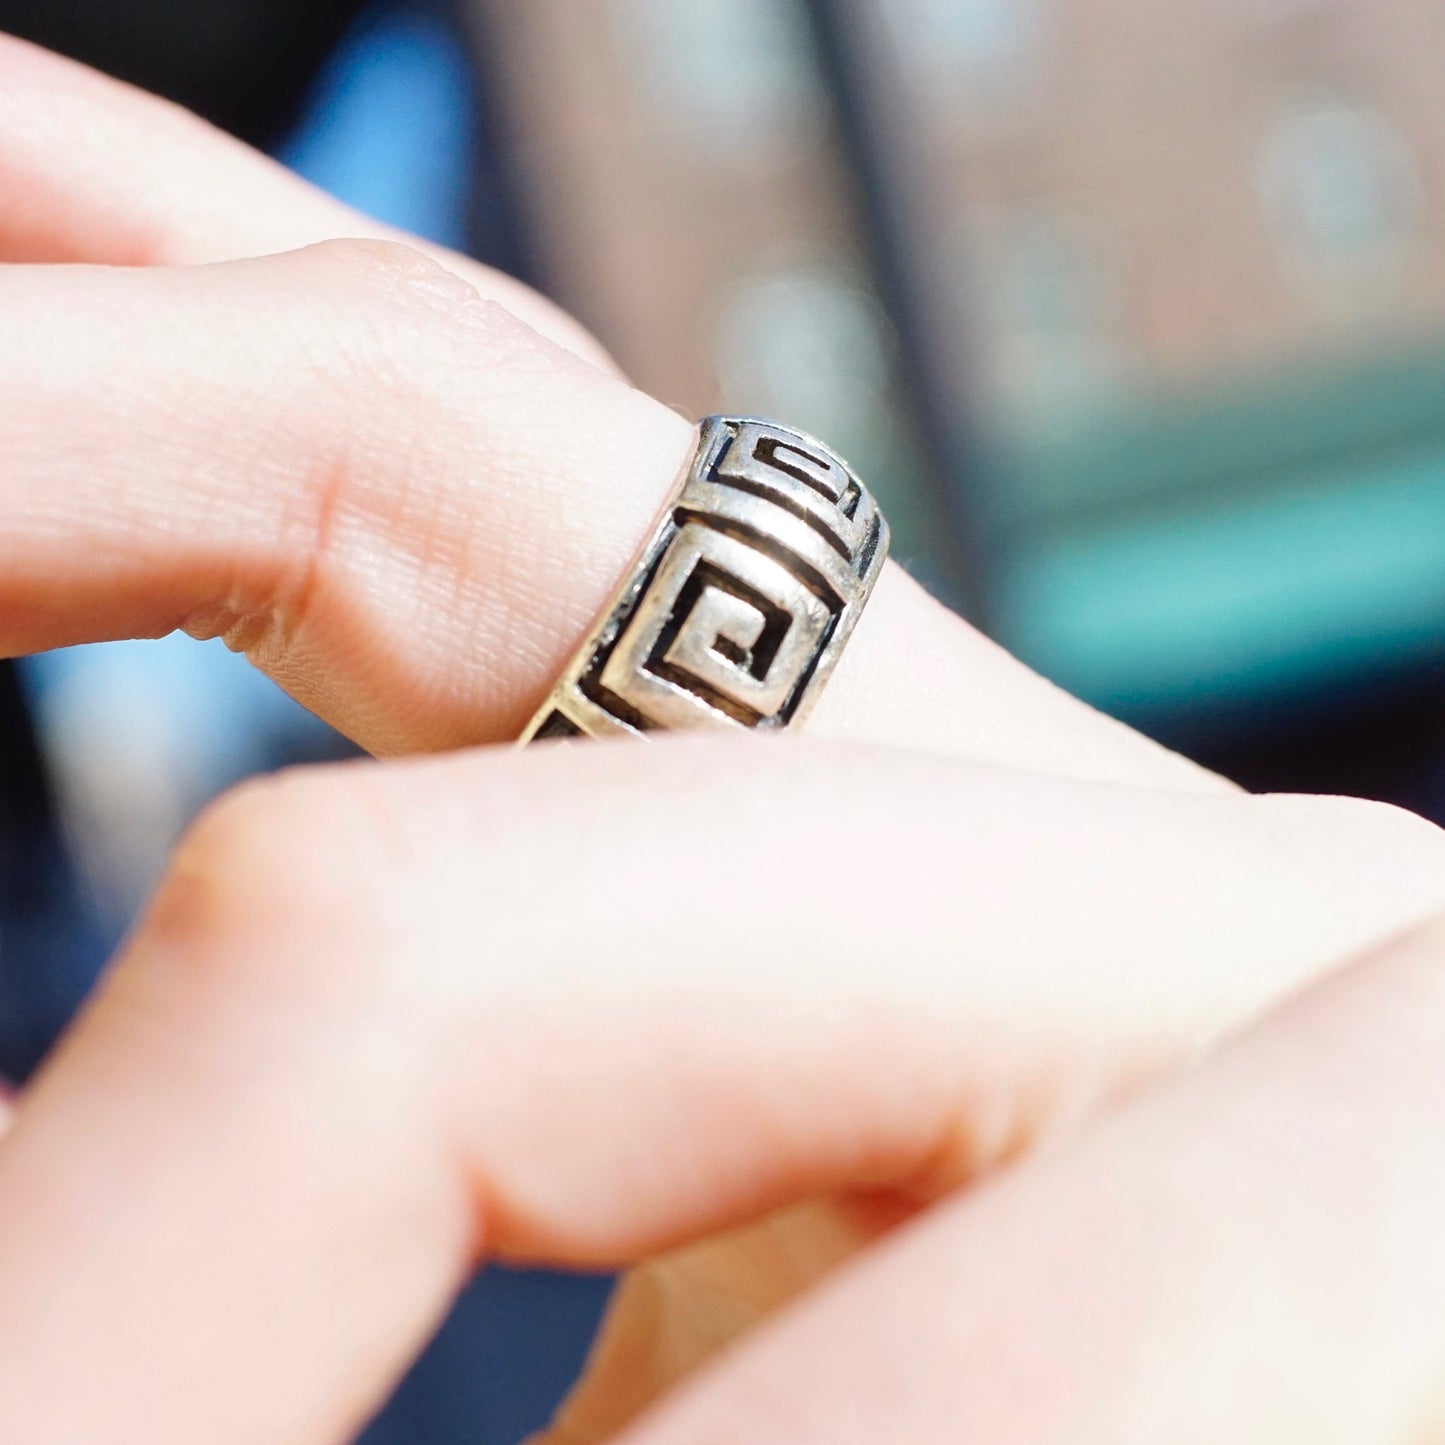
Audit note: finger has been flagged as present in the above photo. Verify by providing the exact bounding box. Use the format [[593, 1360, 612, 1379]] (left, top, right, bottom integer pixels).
[[0, 245, 690, 754], [0, 741, 1437, 1440], [0, 34, 1225, 787], [611, 917, 1445, 1445], [0, 248, 1219, 782], [0, 32, 615, 369]]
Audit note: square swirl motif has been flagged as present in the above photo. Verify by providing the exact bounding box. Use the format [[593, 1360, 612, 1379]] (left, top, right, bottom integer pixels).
[[522, 417, 890, 741]]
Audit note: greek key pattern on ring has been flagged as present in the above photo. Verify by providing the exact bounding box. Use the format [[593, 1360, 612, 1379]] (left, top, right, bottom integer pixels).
[[520, 416, 890, 741]]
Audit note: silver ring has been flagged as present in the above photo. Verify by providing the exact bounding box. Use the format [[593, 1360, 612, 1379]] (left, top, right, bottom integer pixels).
[[520, 416, 890, 741]]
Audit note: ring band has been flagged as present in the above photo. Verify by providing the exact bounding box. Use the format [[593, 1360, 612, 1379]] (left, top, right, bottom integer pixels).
[[520, 416, 890, 742]]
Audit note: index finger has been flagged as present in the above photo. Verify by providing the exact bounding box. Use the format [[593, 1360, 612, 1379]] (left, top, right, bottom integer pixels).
[[0, 33, 1229, 786], [0, 243, 1216, 782], [0, 32, 616, 371]]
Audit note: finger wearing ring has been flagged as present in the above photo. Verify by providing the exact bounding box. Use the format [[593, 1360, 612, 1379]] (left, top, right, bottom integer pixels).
[[522, 416, 890, 741]]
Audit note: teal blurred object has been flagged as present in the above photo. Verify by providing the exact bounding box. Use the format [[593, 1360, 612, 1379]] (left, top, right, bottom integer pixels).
[[990, 344, 1445, 721], [1000, 448, 1445, 713]]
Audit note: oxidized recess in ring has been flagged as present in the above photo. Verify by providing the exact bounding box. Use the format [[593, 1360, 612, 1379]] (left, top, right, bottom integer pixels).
[[520, 416, 890, 741]]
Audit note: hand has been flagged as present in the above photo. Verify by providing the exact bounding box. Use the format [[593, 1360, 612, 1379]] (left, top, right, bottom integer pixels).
[[0, 741, 1440, 1443], [0, 33, 1214, 781], [2, 34, 1443, 1443], [579, 910, 1445, 1445]]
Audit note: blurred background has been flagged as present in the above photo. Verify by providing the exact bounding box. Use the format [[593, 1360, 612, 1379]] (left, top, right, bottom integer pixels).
[[3, 0, 1445, 1438]]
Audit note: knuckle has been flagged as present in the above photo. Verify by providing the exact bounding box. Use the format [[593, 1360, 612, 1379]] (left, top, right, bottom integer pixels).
[[302, 236, 481, 317], [298, 237, 568, 378], [146, 768, 381, 979], [288, 237, 564, 450], [231, 238, 612, 708], [181, 769, 322, 876], [235, 244, 564, 682]]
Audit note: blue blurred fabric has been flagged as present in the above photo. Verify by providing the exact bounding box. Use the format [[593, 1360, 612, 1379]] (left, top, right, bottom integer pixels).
[[277, 1, 473, 250]]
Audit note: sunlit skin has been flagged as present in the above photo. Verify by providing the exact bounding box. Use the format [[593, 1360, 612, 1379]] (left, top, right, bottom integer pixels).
[[2, 32, 1445, 1444]]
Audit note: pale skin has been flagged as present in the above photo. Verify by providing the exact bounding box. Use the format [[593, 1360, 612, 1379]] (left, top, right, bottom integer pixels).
[[1, 31, 1445, 1445]]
